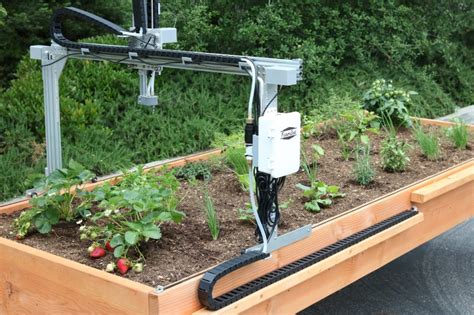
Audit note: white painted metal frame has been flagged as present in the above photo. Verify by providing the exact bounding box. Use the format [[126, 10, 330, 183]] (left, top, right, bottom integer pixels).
[[30, 44, 302, 176]]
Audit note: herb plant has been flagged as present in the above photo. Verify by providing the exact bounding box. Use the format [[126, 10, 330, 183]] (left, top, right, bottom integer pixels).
[[414, 126, 440, 160], [14, 160, 94, 238], [81, 167, 184, 261], [296, 181, 345, 212], [380, 137, 411, 172], [203, 189, 219, 240], [363, 79, 417, 127], [353, 144, 375, 185], [446, 120, 469, 150], [335, 109, 379, 160]]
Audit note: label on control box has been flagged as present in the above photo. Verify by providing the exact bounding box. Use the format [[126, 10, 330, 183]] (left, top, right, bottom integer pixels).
[[258, 112, 301, 178]]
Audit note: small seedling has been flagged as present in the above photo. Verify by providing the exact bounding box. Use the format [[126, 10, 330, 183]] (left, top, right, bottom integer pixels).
[[414, 125, 440, 160], [353, 144, 375, 185], [446, 120, 469, 150], [237, 204, 255, 224], [203, 189, 219, 240], [334, 109, 379, 160], [296, 181, 345, 212]]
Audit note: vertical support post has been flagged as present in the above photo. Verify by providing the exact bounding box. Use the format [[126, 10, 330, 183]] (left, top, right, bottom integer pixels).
[[260, 83, 278, 115], [40, 49, 67, 175]]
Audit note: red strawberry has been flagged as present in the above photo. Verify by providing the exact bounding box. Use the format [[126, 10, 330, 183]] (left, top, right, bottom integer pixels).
[[117, 258, 130, 275], [105, 241, 114, 252], [90, 246, 106, 258]]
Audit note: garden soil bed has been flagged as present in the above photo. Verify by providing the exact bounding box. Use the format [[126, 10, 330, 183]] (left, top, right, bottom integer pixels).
[[0, 127, 472, 287]]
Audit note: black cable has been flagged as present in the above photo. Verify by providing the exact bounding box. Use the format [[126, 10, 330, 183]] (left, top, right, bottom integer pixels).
[[41, 53, 83, 67], [261, 86, 282, 116], [254, 169, 286, 242]]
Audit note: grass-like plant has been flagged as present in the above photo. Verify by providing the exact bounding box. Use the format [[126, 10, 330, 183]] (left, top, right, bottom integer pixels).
[[203, 189, 219, 240], [446, 120, 469, 150], [301, 144, 325, 183], [414, 125, 440, 160], [225, 147, 250, 191], [353, 144, 375, 185]]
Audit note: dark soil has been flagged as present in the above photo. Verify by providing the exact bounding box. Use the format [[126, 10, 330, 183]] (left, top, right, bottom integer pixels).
[[0, 127, 472, 288]]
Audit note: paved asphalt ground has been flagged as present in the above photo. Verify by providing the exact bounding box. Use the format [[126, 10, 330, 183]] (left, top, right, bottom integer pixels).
[[301, 107, 474, 315]]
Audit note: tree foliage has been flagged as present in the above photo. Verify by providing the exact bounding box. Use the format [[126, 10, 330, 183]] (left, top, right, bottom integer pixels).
[[0, 1, 130, 86]]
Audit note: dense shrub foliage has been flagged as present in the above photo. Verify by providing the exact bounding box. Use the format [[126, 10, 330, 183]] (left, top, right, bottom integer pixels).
[[0, 1, 472, 200]]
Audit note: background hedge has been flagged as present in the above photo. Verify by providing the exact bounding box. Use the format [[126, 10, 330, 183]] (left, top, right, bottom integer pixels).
[[0, 1, 472, 200]]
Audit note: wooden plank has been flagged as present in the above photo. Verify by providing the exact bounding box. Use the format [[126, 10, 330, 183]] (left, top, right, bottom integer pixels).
[[154, 160, 473, 314], [414, 117, 474, 131], [0, 238, 155, 314], [193, 213, 425, 315], [411, 165, 474, 203], [0, 149, 222, 215], [236, 182, 473, 314]]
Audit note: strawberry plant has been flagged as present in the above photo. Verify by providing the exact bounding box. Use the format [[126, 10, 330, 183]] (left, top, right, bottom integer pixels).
[[296, 181, 345, 212], [174, 161, 212, 182], [81, 167, 184, 262], [14, 159, 94, 238]]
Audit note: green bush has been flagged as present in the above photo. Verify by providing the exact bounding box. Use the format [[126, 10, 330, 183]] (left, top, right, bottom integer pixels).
[[1, 1, 473, 200]]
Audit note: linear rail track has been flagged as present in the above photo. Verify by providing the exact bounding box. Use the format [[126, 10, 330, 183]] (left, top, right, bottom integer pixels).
[[198, 209, 419, 310]]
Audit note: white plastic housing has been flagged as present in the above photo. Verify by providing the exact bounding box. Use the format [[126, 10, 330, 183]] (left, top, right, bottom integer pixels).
[[258, 112, 301, 178]]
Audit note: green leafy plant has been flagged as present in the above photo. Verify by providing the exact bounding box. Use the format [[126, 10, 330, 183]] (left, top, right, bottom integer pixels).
[[380, 136, 411, 172], [174, 161, 212, 182], [414, 125, 440, 160], [203, 189, 219, 240], [81, 167, 184, 261], [334, 109, 379, 160], [296, 181, 345, 212], [301, 144, 325, 183], [353, 144, 376, 185], [445, 120, 469, 150], [363, 79, 417, 127], [237, 204, 254, 224], [14, 159, 94, 238]]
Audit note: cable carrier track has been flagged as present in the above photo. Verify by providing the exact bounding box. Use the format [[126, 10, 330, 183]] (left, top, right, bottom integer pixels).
[[198, 209, 418, 310], [52, 7, 244, 67]]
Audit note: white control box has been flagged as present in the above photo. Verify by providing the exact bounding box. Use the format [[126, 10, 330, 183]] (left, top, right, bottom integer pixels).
[[257, 112, 301, 178]]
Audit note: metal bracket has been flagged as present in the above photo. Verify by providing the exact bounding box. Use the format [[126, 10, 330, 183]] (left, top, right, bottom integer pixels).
[[245, 224, 312, 254]]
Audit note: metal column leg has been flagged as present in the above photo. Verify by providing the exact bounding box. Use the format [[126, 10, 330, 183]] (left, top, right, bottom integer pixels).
[[41, 50, 67, 175]]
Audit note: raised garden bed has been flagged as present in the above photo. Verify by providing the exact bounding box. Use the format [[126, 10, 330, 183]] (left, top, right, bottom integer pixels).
[[1, 118, 473, 314]]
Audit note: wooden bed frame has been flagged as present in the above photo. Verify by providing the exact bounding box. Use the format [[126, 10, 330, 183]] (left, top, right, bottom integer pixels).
[[1, 118, 473, 314]]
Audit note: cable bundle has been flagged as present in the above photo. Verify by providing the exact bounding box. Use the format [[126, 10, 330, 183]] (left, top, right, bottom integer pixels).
[[254, 170, 285, 242]]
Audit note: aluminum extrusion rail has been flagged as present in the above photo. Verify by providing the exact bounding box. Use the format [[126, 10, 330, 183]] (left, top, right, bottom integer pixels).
[[52, 7, 244, 66], [198, 209, 419, 310]]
